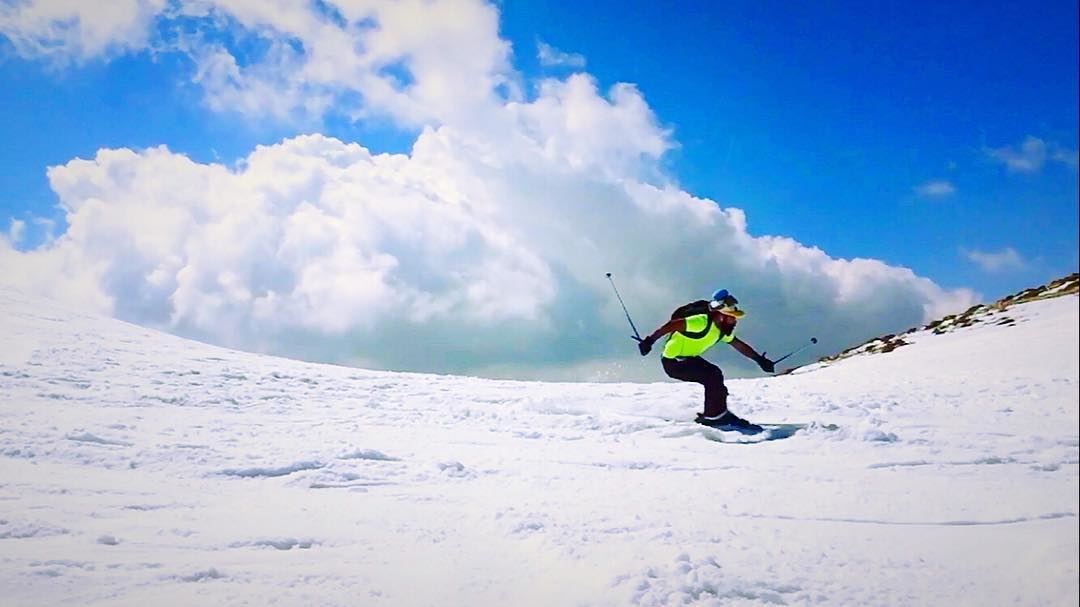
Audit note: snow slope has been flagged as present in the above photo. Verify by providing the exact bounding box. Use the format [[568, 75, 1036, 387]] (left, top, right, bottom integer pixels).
[[1, 286, 1077, 606]]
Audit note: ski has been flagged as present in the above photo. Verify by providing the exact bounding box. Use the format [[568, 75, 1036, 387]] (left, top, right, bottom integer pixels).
[[691, 421, 839, 443]]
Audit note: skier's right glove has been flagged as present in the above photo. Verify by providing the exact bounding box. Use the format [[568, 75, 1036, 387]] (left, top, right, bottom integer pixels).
[[638, 336, 655, 356], [756, 356, 775, 373]]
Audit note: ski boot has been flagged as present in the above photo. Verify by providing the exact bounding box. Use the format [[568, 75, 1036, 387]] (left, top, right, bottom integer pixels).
[[695, 411, 764, 433]]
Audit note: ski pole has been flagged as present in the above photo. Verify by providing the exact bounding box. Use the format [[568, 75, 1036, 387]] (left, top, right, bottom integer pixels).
[[767, 337, 818, 365], [605, 272, 643, 342]]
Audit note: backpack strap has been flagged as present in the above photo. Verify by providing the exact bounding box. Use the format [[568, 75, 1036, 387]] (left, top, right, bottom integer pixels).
[[678, 313, 714, 339]]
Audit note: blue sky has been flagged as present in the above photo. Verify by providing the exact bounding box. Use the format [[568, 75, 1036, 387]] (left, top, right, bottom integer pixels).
[[0, 0, 1076, 379], [499, 0, 1079, 298], [3, 0, 1076, 301]]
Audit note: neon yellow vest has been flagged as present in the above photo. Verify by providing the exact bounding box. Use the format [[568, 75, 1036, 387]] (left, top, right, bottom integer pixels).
[[662, 313, 735, 359]]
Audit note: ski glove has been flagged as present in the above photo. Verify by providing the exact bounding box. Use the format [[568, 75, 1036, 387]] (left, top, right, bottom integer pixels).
[[757, 356, 775, 373], [638, 336, 655, 356]]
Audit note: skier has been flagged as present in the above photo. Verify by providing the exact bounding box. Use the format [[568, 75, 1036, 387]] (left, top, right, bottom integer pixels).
[[637, 289, 775, 429]]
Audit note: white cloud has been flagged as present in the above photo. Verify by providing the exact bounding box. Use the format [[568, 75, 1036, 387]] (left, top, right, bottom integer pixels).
[[6, 219, 25, 245], [1051, 146, 1079, 168], [0, 0, 167, 65], [2, 127, 978, 379], [537, 40, 585, 68], [187, 0, 515, 127], [507, 74, 673, 178], [986, 136, 1079, 174], [987, 136, 1047, 173], [962, 247, 1025, 272], [0, 1, 980, 380], [914, 179, 956, 198], [2, 0, 513, 126]]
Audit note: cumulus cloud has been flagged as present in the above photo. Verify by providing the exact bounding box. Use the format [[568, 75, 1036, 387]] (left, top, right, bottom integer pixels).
[[986, 136, 1078, 174], [962, 247, 1026, 273], [1051, 146, 1079, 168], [3, 0, 513, 126], [0, 0, 167, 65], [914, 179, 956, 198], [2, 128, 977, 379], [987, 136, 1047, 173], [537, 40, 586, 68], [6, 219, 25, 245], [0, 0, 979, 380]]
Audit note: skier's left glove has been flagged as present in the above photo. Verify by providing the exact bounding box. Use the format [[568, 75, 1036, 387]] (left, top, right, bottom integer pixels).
[[756, 356, 775, 373], [638, 336, 655, 356]]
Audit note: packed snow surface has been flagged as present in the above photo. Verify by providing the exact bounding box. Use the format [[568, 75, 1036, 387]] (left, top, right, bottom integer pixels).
[[1, 286, 1077, 606]]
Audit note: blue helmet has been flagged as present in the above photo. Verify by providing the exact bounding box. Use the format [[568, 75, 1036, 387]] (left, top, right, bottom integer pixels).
[[711, 289, 737, 306], [710, 289, 744, 317]]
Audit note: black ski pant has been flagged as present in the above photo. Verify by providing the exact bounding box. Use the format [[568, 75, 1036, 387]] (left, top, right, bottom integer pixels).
[[661, 356, 728, 417]]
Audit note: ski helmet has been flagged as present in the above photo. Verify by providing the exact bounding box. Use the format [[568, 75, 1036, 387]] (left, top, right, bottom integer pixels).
[[709, 288, 744, 318]]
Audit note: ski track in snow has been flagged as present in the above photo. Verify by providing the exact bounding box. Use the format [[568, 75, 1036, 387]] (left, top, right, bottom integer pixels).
[[0, 285, 1077, 606]]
